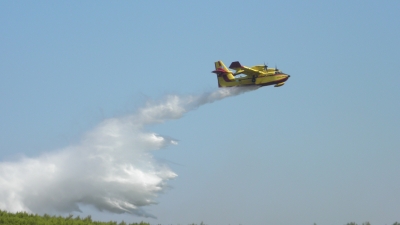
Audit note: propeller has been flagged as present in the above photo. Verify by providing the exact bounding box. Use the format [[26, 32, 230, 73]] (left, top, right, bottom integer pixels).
[[275, 64, 278, 71], [264, 62, 268, 71]]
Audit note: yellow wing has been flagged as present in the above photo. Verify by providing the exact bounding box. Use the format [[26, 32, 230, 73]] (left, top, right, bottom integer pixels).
[[229, 61, 265, 76]]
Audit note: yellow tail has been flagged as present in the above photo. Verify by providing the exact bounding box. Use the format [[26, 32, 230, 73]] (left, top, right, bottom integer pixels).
[[214, 61, 229, 71], [211, 61, 236, 87]]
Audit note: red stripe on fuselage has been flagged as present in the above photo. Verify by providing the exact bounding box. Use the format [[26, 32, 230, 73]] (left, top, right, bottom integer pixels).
[[259, 76, 289, 86]]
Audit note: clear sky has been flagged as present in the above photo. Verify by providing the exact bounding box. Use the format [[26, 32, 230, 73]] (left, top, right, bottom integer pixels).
[[1, 1, 400, 225]]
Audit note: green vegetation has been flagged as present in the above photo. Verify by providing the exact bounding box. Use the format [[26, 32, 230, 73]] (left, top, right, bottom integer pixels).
[[0, 210, 149, 225], [0, 211, 398, 225]]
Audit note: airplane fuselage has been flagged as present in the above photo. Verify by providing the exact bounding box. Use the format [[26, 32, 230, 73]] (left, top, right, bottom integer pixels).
[[234, 72, 290, 87], [212, 61, 290, 88]]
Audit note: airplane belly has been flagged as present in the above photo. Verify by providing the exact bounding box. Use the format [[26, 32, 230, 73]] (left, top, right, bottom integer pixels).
[[238, 78, 254, 85], [256, 77, 273, 85]]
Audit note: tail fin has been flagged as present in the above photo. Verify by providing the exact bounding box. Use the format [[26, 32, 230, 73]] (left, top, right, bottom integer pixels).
[[214, 61, 229, 72], [211, 61, 236, 87]]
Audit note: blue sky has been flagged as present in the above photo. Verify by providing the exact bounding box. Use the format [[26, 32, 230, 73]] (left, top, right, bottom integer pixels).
[[1, 1, 400, 224]]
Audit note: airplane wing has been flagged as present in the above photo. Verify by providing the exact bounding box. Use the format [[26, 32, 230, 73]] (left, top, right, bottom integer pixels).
[[229, 61, 264, 76]]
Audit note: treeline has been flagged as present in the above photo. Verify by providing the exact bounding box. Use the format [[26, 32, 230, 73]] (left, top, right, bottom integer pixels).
[[0, 210, 149, 225], [0, 211, 398, 225], [314, 222, 400, 225], [344, 223, 400, 225]]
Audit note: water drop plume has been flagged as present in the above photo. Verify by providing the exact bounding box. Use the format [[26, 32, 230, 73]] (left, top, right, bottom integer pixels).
[[0, 86, 257, 218]]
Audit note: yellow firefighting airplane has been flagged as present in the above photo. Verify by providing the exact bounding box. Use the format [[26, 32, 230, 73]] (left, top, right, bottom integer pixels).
[[212, 61, 290, 88]]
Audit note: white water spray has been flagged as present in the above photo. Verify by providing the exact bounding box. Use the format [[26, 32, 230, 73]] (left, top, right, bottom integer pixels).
[[0, 86, 257, 218]]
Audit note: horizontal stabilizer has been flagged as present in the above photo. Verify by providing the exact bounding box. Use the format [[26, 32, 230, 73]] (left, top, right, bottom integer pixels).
[[212, 68, 228, 74]]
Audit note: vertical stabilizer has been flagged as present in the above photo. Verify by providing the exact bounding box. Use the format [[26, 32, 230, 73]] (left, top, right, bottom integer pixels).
[[214, 61, 229, 72], [211, 61, 236, 87]]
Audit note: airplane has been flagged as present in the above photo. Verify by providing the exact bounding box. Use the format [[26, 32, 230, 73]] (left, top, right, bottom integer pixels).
[[212, 60, 290, 88]]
